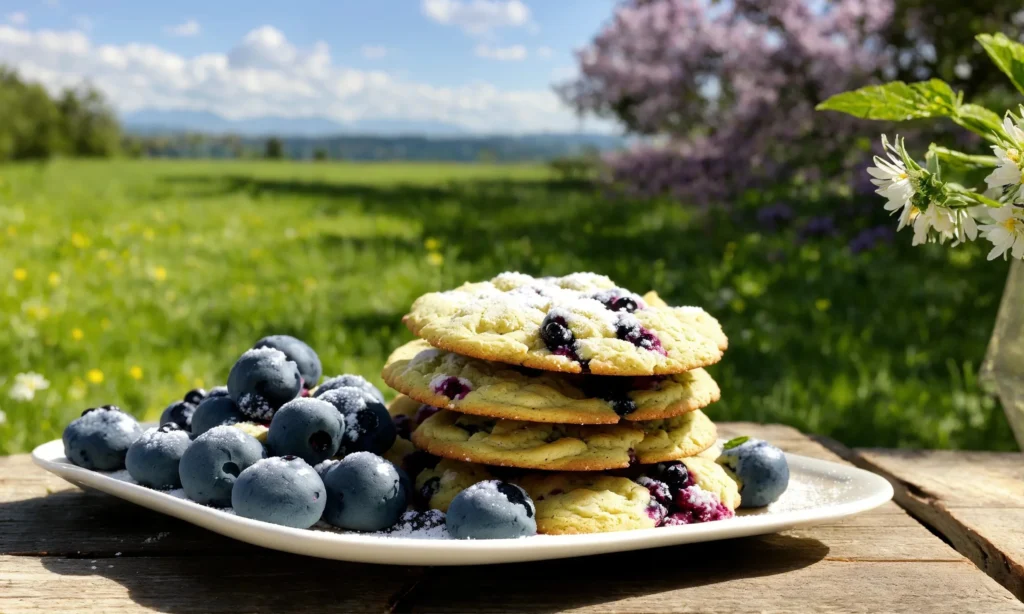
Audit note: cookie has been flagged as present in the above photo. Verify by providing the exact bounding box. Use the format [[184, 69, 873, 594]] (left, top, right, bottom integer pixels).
[[411, 407, 717, 471], [382, 340, 721, 424], [415, 459, 496, 512], [683, 455, 741, 511], [516, 473, 658, 534], [403, 272, 727, 376], [634, 411, 718, 464]]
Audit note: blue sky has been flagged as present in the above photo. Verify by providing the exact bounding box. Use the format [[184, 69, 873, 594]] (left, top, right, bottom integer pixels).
[[0, 0, 621, 133]]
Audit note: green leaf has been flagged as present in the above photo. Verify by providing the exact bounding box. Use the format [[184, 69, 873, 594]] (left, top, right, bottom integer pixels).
[[723, 436, 750, 450], [817, 80, 1001, 142], [816, 79, 957, 120], [977, 33, 1024, 96]]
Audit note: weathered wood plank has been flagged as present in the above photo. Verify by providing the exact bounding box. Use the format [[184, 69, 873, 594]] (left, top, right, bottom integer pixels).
[[1, 426, 1021, 613], [855, 448, 1024, 601], [0, 554, 417, 614]]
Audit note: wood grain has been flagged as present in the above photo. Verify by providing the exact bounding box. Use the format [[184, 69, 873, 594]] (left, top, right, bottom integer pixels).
[[855, 448, 1024, 601], [1, 425, 1021, 613]]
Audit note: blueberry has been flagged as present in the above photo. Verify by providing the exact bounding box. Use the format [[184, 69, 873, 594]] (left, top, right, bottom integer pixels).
[[592, 289, 642, 313], [314, 374, 386, 405], [392, 414, 412, 440], [430, 376, 472, 400], [191, 396, 246, 437], [322, 452, 407, 531], [178, 425, 266, 507], [673, 485, 734, 522], [540, 312, 575, 354], [183, 388, 207, 405], [384, 510, 447, 536], [227, 347, 302, 421], [446, 480, 537, 540], [635, 475, 673, 507], [232, 456, 326, 528], [317, 388, 396, 455], [608, 396, 636, 417], [413, 404, 441, 427], [253, 335, 322, 391], [207, 386, 230, 398], [126, 427, 191, 489], [615, 314, 666, 354], [62, 406, 143, 470], [313, 458, 339, 479], [717, 438, 790, 508], [267, 398, 344, 465], [160, 401, 197, 432], [648, 461, 692, 496]]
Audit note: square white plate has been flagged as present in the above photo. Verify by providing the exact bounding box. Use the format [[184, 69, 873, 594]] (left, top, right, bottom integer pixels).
[[32, 437, 892, 566]]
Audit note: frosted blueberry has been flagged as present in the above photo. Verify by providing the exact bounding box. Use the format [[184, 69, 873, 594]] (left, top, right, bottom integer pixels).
[[253, 335, 322, 391], [63, 406, 142, 470]]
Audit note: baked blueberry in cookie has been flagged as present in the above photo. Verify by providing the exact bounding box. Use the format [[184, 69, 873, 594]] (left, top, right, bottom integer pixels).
[[402, 272, 727, 376], [227, 347, 302, 421], [446, 480, 537, 539]]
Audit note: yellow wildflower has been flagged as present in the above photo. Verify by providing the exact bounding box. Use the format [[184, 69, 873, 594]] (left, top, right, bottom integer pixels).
[[129, 366, 143, 380], [13, 268, 27, 281], [86, 369, 104, 384], [71, 328, 84, 341], [48, 272, 61, 287], [427, 252, 444, 267], [815, 298, 831, 312], [151, 266, 167, 282], [70, 232, 91, 249], [424, 237, 441, 251]]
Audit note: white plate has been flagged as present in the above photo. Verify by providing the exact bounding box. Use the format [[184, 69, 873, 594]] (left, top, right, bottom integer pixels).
[[32, 437, 893, 566]]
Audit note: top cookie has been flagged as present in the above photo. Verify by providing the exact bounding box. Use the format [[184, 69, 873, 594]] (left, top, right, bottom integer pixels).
[[382, 340, 721, 424], [403, 272, 728, 376]]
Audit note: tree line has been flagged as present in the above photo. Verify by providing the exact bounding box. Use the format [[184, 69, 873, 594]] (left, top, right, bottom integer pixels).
[[0, 68, 122, 162]]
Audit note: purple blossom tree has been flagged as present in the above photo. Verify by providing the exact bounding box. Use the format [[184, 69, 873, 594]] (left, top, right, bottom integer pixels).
[[560, 0, 895, 204]]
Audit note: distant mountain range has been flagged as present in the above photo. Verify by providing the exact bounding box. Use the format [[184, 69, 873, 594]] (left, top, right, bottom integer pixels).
[[120, 109, 626, 162], [124, 109, 479, 137]]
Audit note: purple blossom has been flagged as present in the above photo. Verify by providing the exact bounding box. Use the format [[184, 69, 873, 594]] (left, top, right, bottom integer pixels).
[[756, 203, 796, 232], [848, 225, 894, 253], [559, 0, 895, 205], [799, 215, 838, 239]]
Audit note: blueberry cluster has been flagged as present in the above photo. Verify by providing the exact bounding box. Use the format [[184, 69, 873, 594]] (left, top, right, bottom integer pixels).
[[635, 461, 734, 526], [60, 334, 422, 534]]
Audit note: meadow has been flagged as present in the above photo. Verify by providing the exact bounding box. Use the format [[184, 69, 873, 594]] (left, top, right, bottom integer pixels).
[[0, 159, 1016, 454]]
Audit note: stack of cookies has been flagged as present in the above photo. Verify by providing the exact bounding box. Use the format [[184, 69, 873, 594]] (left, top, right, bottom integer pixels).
[[382, 272, 740, 535]]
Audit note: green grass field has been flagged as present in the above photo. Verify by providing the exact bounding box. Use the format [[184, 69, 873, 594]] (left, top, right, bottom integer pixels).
[[0, 159, 1016, 454]]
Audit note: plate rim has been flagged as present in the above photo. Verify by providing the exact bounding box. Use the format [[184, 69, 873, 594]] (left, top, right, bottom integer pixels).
[[30, 437, 894, 565]]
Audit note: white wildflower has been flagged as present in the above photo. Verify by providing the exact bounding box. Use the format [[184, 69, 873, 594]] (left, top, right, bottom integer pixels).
[[911, 204, 957, 246], [985, 117, 1024, 201], [8, 372, 50, 402], [979, 205, 1024, 260], [952, 207, 980, 246], [867, 136, 915, 230]]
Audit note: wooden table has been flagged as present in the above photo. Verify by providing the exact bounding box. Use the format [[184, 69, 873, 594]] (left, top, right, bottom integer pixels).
[[1, 423, 1022, 613]]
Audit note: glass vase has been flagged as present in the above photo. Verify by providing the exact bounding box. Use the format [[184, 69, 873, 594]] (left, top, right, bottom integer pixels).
[[982, 259, 1024, 449]]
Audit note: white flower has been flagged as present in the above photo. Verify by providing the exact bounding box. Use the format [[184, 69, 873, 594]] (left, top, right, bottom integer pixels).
[[867, 141, 915, 230], [985, 117, 1024, 200], [953, 207, 980, 246], [8, 372, 50, 402], [980, 206, 1024, 260], [911, 205, 956, 246]]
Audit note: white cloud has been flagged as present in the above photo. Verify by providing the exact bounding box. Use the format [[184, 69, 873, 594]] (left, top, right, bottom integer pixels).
[[361, 45, 390, 59], [536, 45, 552, 58], [7, 12, 27, 25], [0, 24, 611, 133], [422, 0, 530, 37], [165, 19, 200, 38], [475, 43, 526, 61]]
